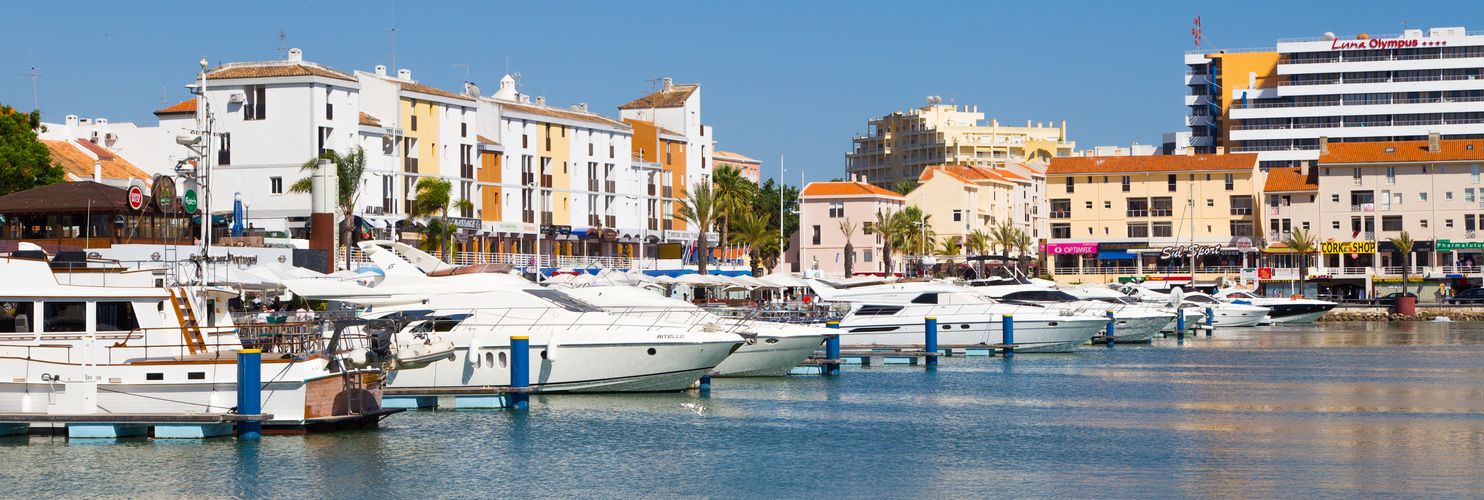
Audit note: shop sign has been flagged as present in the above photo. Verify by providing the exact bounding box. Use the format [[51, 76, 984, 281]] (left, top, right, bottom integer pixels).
[[1047, 242, 1097, 254], [152, 175, 177, 213], [1236, 237, 1253, 253], [1380, 240, 1435, 252], [1159, 244, 1222, 260], [1097, 242, 1146, 252], [493, 221, 521, 232], [664, 230, 698, 241], [448, 217, 482, 230], [1435, 239, 1484, 251], [1272, 268, 1298, 280], [1321, 241, 1375, 254], [127, 184, 146, 211], [1329, 37, 1434, 51], [1240, 268, 1258, 280]]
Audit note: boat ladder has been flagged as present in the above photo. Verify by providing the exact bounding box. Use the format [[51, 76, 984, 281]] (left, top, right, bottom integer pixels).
[[167, 288, 208, 355], [342, 367, 366, 415]]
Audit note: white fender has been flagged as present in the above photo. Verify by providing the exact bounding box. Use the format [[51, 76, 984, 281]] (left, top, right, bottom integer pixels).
[[545, 332, 560, 362]]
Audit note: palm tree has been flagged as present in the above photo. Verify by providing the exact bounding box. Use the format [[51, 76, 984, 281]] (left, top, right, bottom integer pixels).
[[892, 181, 918, 196], [966, 229, 990, 256], [408, 177, 474, 263], [712, 165, 756, 267], [896, 207, 934, 275], [937, 237, 962, 256], [289, 147, 367, 267], [1011, 228, 1034, 274], [676, 181, 719, 275], [988, 220, 1016, 263], [874, 209, 900, 277], [839, 218, 857, 277], [1282, 228, 1319, 298], [1388, 231, 1416, 297], [730, 212, 779, 276]]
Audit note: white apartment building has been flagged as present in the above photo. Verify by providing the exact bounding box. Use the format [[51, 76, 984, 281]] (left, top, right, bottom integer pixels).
[[1186, 26, 1484, 170], [845, 104, 1074, 187], [618, 78, 714, 190]]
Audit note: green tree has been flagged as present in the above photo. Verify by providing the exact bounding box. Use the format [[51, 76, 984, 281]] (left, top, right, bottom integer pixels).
[[1283, 228, 1319, 298], [966, 229, 990, 255], [1012, 227, 1034, 272], [1387, 231, 1415, 298], [895, 206, 934, 275], [408, 177, 474, 263], [988, 220, 1016, 262], [874, 209, 900, 277], [937, 237, 961, 256], [677, 181, 719, 275], [750, 178, 798, 256], [839, 218, 857, 278], [0, 106, 64, 195], [290, 147, 367, 265], [713, 164, 756, 265], [892, 180, 918, 196], [729, 211, 779, 276]]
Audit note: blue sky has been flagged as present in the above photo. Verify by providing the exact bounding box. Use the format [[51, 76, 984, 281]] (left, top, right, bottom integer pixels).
[[2, 1, 1473, 185]]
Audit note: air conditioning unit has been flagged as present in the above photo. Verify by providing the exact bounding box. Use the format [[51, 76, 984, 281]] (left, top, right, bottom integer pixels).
[[90, 131, 100, 141], [104, 133, 118, 141], [228, 93, 246, 103]]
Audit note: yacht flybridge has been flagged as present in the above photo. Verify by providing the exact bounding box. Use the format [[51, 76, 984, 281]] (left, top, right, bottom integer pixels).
[[0, 252, 395, 433], [807, 280, 1107, 353], [283, 241, 744, 392]]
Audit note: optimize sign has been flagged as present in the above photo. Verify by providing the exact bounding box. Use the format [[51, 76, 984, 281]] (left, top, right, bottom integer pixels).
[[1321, 241, 1375, 254]]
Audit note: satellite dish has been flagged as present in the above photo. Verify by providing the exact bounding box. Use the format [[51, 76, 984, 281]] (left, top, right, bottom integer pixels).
[[1170, 286, 1185, 306], [1322, 32, 1336, 41], [926, 96, 935, 105]]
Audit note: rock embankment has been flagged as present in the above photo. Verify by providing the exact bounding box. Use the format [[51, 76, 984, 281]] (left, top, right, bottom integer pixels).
[[1319, 309, 1484, 321]]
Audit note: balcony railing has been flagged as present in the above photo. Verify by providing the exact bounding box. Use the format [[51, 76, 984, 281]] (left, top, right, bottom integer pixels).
[[1151, 209, 1173, 217], [540, 175, 553, 188], [1269, 231, 1292, 242], [404, 157, 418, 173], [605, 180, 616, 193], [1049, 211, 1070, 219], [1363, 232, 1375, 240], [1231, 207, 1252, 215], [1126, 210, 1148, 217], [1350, 203, 1374, 212], [648, 184, 657, 196], [662, 186, 673, 198], [648, 219, 658, 230], [522, 210, 535, 224], [522, 172, 535, 185], [541, 212, 553, 225], [662, 219, 673, 231], [605, 216, 616, 228], [588, 214, 600, 226], [1468, 230, 1478, 239], [588, 179, 599, 191]]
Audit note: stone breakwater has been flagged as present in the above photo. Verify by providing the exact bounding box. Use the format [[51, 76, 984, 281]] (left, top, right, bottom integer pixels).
[[1320, 309, 1484, 321]]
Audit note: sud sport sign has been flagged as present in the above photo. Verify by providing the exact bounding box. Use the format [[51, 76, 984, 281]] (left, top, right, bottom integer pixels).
[[1159, 244, 1222, 260]]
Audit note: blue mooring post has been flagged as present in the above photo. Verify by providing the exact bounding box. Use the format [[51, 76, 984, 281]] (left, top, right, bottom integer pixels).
[[510, 336, 530, 410], [825, 321, 841, 375], [236, 349, 261, 439], [1177, 308, 1186, 340], [1001, 314, 1014, 357], [924, 317, 938, 365], [1106, 311, 1116, 347], [1205, 307, 1214, 336]]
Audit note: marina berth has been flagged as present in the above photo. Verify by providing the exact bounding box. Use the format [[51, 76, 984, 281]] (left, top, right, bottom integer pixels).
[[806, 280, 1107, 353], [0, 252, 395, 433]]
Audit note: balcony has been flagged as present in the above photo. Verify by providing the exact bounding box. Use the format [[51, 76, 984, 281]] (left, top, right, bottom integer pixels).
[[1049, 211, 1070, 219], [648, 219, 658, 231], [605, 215, 616, 228], [588, 214, 600, 226], [648, 184, 656, 196], [1350, 203, 1375, 212], [662, 186, 673, 198], [1184, 115, 1213, 127], [588, 179, 599, 191], [605, 180, 616, 193], [541, 212, 553, 225], [522, 210, 535, 224], [1126, 210, 1148, 218], [1151, 209, 1173, 217], [662, 219, 674, 231], [404, 157, 418, 173], [540, 174, 553, 188], [522, 172, 535, 185], [218, 150, 231, 166]]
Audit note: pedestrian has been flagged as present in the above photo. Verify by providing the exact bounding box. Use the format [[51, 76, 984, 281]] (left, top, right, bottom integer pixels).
[[1440, 282, 1449, 302]]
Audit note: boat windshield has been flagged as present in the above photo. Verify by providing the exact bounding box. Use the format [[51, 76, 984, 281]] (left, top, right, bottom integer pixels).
[[1224, 291, 1259, 299], [523, 289, 604, 313], [1183, 295, 1220, 304], [1000, 290, 1080, 303]]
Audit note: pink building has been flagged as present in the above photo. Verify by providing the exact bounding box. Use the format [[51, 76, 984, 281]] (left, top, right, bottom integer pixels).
[[792, 179, 906, 276], [714, 150, 761, 184]]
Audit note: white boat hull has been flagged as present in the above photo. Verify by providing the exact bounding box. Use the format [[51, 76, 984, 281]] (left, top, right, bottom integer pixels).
[[1103, 314, 1170, 342], [838, 315, 1106, 353], [385, 340, 739, 393], [713, 334, 826, 377]]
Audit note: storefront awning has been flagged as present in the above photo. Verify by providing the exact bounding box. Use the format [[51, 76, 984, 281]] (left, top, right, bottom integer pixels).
[[1098, 251, 1136, 260]]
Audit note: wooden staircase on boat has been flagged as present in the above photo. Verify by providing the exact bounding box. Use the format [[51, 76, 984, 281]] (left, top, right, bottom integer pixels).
[[167, 288, 209, 355]]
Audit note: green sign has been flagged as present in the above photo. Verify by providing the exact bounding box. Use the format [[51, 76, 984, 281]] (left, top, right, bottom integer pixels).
[[1436, 239, 1484, 251], [183, 188, 199, 214]]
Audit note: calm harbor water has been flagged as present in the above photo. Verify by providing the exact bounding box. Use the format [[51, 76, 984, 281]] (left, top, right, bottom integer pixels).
[[4, 321, 1484, 498]]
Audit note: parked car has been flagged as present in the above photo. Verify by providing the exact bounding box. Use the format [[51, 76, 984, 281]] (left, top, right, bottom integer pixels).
[[1449, 288, 1484, 304], [1372, 292, 1417, 306]]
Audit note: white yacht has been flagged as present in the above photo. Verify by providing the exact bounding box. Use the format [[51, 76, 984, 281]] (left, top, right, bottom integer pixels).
[[1213, 288, 1337, 324], [966, 282, 1173, 343], [1063, 286, 1207, 332], [562, 286, 826, 377], [1124, 287, 1269, 327], [0, 253, 394, 433], [283, 242, 744, 392], [807, 281, 1107, 353]]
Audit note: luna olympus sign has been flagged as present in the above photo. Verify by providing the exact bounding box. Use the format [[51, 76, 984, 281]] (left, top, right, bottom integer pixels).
[[1330, 38, 1445, 50]]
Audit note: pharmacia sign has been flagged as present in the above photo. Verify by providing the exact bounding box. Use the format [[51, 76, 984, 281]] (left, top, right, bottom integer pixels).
[[1159, 244, 1222, 260]]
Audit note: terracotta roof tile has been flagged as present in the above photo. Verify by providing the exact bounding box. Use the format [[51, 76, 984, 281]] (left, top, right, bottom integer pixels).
[[500, 101, 628, 128], [1047, 154, 1257, 175], [154, 100, 197, 115], [1318, 139, 1484, 164], [1263, 166, 1318, 192], [618, 84, 699, 109], [714, 151, 757, 163], [41, 140, 152, 184], [358, 112, 383, 127], [399, 80, 474, 101], [477, 135, 500, 146], [802, 181, 905, 198], [0, 181, 139, 213], [206, 62, 355, 82]]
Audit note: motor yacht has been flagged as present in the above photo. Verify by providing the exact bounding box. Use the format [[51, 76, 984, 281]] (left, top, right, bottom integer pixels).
[[807, 281, 1107, 353], [0, 252, 394, 433], [1062, 286, 1206, 332], [1124, 286, 1269, 327], [968, 283, 1173, 343], [1213, 288, 1337, 324]]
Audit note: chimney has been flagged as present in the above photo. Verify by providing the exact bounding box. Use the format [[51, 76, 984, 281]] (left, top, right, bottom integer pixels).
[[578, 103, 588, 112], [1319, 136, 1329, 155], [397, 68, 412, 81], [535, 96, 546, 107], [860, 173, 868, 184], [1429, 132, 1441, 152], [1216, 146, 1225, 155], [1186, 147, 1195, 156], [375, 65, 387, 77], [662, 77, 674, 92], [93, 160, 102, 183], [1301, 160, 1311, 177], [287, 48, 303, 62]]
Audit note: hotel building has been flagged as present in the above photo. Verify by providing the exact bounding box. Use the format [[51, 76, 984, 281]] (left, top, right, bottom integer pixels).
[[1186, 26, 1484, 170], [845, 104, 1074, 187]]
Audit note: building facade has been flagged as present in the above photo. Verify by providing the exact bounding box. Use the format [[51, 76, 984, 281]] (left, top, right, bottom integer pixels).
[[845, 104, 1074, 187], [795, 181, 906, 276], [1186, 26, 1484, 170], [903, 166, 1014, 249], [713, 150, 761, 184]]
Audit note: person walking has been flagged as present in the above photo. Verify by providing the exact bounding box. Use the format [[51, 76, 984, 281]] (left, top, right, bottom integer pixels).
[[1440, 282, 1450, 303]]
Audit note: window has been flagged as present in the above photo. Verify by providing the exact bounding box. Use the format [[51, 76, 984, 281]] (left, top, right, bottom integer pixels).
[[1224, 173, 1234, 190], [1206, 199, 1214, 207], [1421, 219, 1428, 228], [43, 301, 86, 332], [522, 133, 528, 148], [1353, 167, 1362, 185], [1332, 220, 1341, 229], [1447, 191, 1454, 200], [1152, 222, 1173, 237], [1121, 176, 1130, 192], [1127, 223, 1148, 238], [410, 114, 417, 131], [461, 122, 468, 138], [1386, 166, 1396, 185], [828, 200, 844, 218], [1230, 195, 1253, 215], [245, 85, 267, 120], [1302, 221, 1310, 230], [96, 302, 139, 332], [270, 177, 283, 194], [1167, 174, 1177, 192], [1421, 192, 1428, 201], [1104, 201, 1111, 209], [864, 249, 873, 262], [1065, 177, 1074, 193], [1382, 216, 1402, 231], [1394, 192, 1402, 206], [1447, 219, 1454, 228], [610, 144, 615, 158], [1049, 199, 1070, 217], [326, 101, 333, 120], [1151, 197, 1172, 216], [1126, 198, 1148, 217], [1085, 201, 1093, 209], [1468, 189, 1476, 203], [1332, 194, 1341, 203], [1474, 165, 1480, 184], [1381, 190, 1391, 210], [1051, 223, 1071, 239], [1468, 215, 1477, 232], [1230, 220, 1254, 237], [863, 222, 873, 235], [952, 210, 962, 222], [811, 225, 821, 245], [0, 301, 34, 333]]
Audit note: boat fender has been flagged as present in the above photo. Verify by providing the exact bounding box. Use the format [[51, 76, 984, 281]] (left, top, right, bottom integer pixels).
[[546, 334, 560, 362], [347, 348, 375, 368]]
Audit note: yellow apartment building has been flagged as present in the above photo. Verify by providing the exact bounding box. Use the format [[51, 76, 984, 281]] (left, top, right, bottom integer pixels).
[[902, 166, 1015, 248], [846, 104, 1074, 188]]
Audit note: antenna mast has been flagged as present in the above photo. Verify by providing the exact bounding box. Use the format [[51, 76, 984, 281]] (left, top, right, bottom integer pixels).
[[19, 37, 39, 113], [276, 31, 288, 60]]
